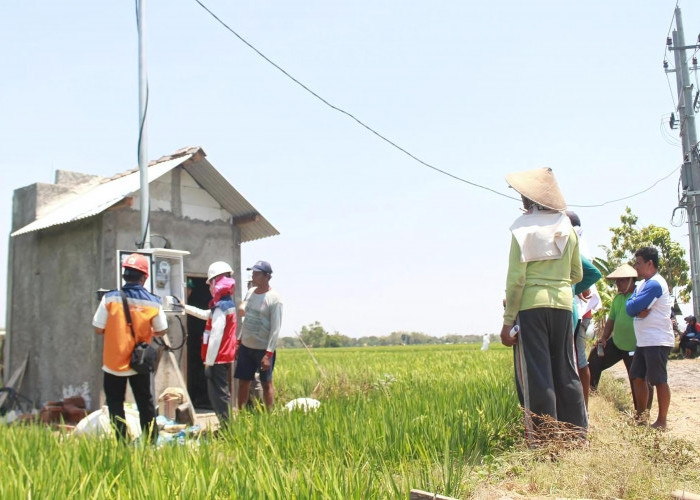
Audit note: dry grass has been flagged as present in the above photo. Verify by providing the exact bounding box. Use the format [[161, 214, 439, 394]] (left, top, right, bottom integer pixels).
[[467, 376, 700, 499]]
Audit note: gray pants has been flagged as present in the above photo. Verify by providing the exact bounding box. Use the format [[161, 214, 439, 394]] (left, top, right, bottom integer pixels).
[[205, 363, 232, 424], [514, 308, 588, 437]]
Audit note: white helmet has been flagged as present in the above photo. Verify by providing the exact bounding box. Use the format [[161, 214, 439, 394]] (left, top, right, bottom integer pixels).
[[207, 261, 233, 284]]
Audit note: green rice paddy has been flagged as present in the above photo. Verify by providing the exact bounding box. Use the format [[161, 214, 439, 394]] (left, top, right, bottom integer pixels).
[[0, 344, 521, 499]]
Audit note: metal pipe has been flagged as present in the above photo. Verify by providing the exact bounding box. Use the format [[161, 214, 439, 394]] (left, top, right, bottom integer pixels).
[[137, 0, 150, 249]]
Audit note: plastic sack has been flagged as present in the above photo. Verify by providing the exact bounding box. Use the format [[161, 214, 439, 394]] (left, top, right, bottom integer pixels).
[[284, 398, 321, 412], [73, 406, 142, 439]]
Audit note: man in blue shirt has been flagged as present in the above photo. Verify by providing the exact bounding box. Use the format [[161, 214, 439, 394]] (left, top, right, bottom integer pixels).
[[625, 247, 674, 429]]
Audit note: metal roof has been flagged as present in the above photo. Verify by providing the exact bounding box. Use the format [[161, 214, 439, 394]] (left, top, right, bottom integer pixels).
[[11, 147, 279, 243]]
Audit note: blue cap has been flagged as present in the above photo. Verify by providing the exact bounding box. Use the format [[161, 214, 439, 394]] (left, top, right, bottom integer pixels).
[[247, 260, 273, 274]]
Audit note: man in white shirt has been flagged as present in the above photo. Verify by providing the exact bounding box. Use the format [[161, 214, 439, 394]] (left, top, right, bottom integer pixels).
[[625, 246, 674, 429], [235, 261, 283, 410]]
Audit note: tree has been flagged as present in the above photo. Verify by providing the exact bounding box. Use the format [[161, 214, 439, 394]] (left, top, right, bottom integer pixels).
[[298, 321, 328, 348], [277, 336, 301, 348], [324, 333, 354, 347], [599, 206, 691, 306]]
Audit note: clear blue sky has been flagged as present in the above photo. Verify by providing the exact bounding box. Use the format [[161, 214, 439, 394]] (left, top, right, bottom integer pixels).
[[1, 1, 698, 337]]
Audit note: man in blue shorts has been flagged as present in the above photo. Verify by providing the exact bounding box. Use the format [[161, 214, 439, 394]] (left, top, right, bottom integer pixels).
[[626, 247, 674, 429], [235, 261, 283, 410]]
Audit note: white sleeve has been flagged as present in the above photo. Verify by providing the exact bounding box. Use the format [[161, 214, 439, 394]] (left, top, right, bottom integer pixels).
[[92, 297, 108, 329], [184, 304, 211, 321], [266, 299, 283, 352], [241, 287, 255, 308], [205, 308, 226, 366], [152, 307, 168, 332]]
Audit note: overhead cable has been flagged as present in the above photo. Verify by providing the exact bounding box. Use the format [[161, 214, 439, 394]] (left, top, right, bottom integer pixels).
[[568, 165, 681, 208], [193, 0, 683, 210]]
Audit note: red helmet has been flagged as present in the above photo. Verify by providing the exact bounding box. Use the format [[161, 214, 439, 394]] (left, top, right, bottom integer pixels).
[[122, 253, 150, 277]]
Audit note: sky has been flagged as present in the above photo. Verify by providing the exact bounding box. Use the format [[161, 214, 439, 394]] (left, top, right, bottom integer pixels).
[[2, 1, 699, 338]]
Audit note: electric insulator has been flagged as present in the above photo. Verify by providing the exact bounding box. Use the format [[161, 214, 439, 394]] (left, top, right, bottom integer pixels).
[[694, 57, 698, 66], [667, 37, 673, 46], [664, 60, 669, 69]]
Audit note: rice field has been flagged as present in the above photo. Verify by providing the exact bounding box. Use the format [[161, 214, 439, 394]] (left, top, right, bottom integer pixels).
[[0, 344, 521, 499]]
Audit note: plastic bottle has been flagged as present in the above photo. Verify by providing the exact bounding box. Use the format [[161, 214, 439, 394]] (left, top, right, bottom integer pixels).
[[597, 341, 605, 357]]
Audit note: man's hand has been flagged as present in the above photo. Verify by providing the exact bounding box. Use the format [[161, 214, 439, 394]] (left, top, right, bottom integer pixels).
[[637, 309, 651, 319], [500, 324, 517, 347], [261, 352, 272, 371]]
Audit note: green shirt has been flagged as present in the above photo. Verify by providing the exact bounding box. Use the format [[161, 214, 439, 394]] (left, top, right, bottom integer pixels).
[[504, 229, 582, 324], [609, 292, 636, 352]]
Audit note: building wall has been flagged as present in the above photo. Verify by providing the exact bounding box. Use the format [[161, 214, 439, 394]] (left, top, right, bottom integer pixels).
[[7, 216, 103, 408], [7, 165, 244, 410]]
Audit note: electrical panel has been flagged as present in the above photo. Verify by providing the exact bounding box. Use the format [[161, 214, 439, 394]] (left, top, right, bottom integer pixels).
[[116, 248, 190, 314]]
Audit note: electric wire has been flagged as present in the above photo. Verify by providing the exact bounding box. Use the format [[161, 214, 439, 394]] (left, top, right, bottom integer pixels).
[[666, 72, 678, 110], [193, 0, 685, 210], [569, 165, 681, 208], [192, 0, 519, 202], [664, 3, 679, 110], [660, 115, 682, 147], [664, 2, 679, 62]]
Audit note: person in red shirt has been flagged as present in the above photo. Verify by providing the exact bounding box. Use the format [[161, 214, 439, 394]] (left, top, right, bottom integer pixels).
[[680, 315, 700, 358], [201, 262, 238, 425]]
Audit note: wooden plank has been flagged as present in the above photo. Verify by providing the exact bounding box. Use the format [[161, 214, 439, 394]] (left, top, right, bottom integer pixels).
[[154, 333, 196, 425], [409, 489, 459, 500]]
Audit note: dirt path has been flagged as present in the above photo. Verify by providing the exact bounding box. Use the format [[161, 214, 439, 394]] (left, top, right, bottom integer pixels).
[[606, 356, 700, 445]]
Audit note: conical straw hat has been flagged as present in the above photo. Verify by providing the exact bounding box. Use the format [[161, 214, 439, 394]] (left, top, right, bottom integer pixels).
[[505, 167, 566, 211], [606, 263, 637, 279]]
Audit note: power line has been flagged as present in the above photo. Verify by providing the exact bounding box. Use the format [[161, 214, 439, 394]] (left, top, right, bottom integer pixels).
[[666, 72, 678, 109], [193, 0, 519, 202], [569, 165, 681, 208], [192, 0, 683, 211], [660, 115, 682, 147], [663, 2, 679, 63]]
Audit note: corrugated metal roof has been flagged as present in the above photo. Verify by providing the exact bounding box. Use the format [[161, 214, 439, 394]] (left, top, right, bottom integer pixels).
[[181, 152, 279, 243], [11, 147, 279, 242]]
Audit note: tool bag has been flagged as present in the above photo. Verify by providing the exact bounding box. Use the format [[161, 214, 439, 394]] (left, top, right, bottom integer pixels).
[[120, 291, 157, 374]]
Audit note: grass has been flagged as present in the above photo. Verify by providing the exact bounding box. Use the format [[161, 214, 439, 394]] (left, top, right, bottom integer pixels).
[[0, 344, 521, 499], [2, 344, 699, 499], [469, 370, 700, 499]]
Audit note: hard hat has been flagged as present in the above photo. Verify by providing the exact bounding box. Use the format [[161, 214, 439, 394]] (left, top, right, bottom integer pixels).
[[207, 261, 233, 284], [122, 253, 150, 277]]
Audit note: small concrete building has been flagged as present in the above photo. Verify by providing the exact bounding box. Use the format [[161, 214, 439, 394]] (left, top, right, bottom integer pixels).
[[5, 146, 278, 410]]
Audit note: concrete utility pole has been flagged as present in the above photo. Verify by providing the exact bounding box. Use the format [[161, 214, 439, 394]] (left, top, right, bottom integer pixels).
[[669, 6, 700, 314], [137, 0, 150, 249]]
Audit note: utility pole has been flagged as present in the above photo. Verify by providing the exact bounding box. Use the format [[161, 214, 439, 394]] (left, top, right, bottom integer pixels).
[[669, 6, 700, 314], [137, 0, 150, 249]]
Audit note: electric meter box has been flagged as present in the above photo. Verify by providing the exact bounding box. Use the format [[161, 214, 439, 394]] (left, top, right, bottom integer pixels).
[[117, 248, 190, 314]]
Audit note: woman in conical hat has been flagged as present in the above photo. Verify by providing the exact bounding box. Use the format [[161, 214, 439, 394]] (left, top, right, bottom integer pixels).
[[500, 167, 588, 442]]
